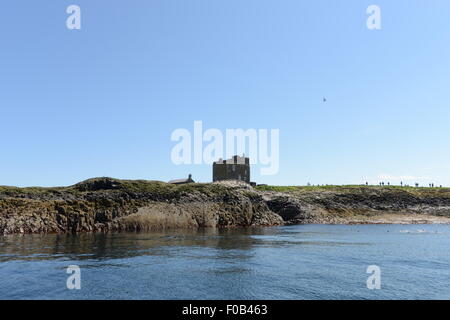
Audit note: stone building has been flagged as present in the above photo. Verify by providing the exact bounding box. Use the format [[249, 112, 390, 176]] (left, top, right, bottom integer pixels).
[[213, 155, 250, 184], [168, 174, 195, 185]]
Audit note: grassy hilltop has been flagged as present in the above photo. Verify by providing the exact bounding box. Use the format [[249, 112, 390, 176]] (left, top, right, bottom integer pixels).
[[256, 184, 450, 197]]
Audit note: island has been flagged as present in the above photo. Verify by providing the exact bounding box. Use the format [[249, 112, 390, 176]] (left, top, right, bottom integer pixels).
[[1, 177, 450, 234]]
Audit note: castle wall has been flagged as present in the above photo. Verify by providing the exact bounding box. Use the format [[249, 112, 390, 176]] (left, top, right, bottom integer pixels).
[[213, 156, 250, 183]]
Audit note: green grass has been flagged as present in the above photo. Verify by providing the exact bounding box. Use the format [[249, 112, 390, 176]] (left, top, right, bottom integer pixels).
[[254, 184, 450, 196], [255, 184, 377, 192], [0, 178, 229, 198], [0, 185, 68, 196], [119, 180, 234, 198], [2, 178, 450, 199]]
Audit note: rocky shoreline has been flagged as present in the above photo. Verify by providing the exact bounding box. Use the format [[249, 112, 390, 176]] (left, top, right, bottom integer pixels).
[[1, 178, 450, 234]]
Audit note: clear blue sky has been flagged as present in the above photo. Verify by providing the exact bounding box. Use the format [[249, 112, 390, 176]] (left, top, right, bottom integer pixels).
[[1, 0, 450, 187]]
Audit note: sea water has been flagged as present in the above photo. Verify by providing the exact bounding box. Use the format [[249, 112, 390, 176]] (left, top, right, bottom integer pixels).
[[0, 224, 449, 299]]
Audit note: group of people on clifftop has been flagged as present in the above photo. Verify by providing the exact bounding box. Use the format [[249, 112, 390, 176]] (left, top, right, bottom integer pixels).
[[365, 181, 443, 188]]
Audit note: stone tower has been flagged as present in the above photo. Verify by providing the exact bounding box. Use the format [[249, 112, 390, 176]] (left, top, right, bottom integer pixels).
[[212, 155, 250, 183]]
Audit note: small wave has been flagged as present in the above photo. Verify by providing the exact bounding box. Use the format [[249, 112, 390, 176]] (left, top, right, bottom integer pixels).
[[399, 229, 442, 234]]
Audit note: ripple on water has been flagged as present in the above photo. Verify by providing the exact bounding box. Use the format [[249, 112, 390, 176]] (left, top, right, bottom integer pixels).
[[1, 224, 450, 299]]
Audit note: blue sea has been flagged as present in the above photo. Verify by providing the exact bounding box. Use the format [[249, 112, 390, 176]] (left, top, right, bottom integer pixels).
[[0, 224, 449, 300]]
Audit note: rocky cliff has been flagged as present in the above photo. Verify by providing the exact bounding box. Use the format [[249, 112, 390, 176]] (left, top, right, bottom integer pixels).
[[0, 178, 282, 234], [1, 178, 450, 234], [260, 185, 450, 224]]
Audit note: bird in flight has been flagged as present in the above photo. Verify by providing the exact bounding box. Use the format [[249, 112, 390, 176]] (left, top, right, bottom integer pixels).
[[323, 97, 327, 102]]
